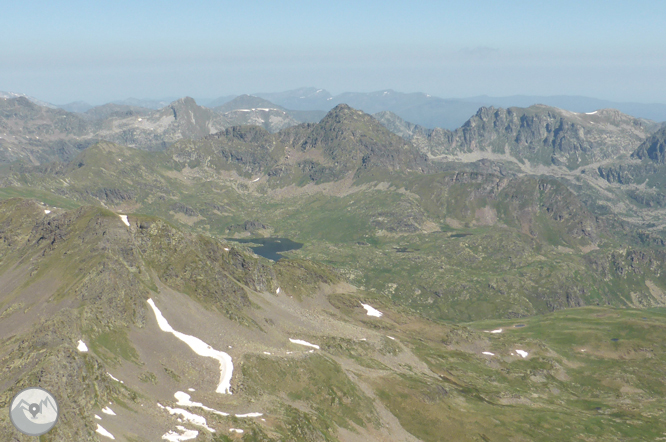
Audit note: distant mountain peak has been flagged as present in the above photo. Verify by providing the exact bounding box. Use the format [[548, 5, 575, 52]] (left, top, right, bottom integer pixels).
[[298, 104, 428, 173], [214, 95, 283, 113], [170, 96, 198, 108]]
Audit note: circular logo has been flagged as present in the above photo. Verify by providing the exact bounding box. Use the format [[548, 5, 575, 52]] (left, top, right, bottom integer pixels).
[[9, 387, 59, 436]]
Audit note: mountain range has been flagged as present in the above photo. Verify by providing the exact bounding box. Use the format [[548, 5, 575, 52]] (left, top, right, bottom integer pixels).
[[3, 94, 666, 440], [7, 87, 666, 131]]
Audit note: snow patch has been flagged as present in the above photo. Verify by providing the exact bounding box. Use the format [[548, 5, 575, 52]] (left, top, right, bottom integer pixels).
[[586, 111, 598, 115], [95, 415, 102, 420], [235, 412, 263, 418], [162, 426, 199, 442], [361, 303, 383, 317], [44, 209, 51, 214], [487, 328, 502, 334], [96, 424, 115, 439], [119, 214, 130, 227], [159, 405, 215, 432], [289, 338, 320, 349], [482, 352, 495, 356], [174, 391, 229, 416], [515, 350, 528, 358], [147, 299, 234, 394], [387, 336, 395, 340], [251, 177, 261, 182], [263, 351, 271, 355], [102, 406, 116, 416], [230, 428, 244, 433], [276, 287, 280, 294], [188, 388, 195, 392], [77, 340, 88, 352], [107, 373, 123, 383]]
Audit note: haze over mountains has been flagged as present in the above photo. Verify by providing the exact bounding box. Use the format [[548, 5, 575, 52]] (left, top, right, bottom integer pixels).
[[7, 87, 666, 131]]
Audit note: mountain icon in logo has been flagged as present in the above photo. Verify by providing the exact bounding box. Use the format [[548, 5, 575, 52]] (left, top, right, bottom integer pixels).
[[9, 387, 59, 436]]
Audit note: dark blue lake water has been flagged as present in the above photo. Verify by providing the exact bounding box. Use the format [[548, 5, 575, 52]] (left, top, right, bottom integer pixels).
[[226, 237, 303, 261]]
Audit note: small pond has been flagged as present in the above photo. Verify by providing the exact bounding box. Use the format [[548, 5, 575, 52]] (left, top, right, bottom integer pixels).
[[225, 237, 303, 262]]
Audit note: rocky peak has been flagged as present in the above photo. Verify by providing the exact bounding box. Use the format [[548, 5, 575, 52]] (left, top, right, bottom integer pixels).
[[631, 126, 666, 163], [297, 104, 429, 173], [168, 97, 199, 117], [214, 95, 283, 113]]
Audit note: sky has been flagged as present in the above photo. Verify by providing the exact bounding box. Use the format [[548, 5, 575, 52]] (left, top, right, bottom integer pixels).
[[1, 0, 665, 105]]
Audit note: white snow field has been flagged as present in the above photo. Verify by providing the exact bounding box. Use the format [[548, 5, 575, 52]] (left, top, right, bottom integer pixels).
[[77, 340, 88, 352], [235, 412, 263, 418], [482, 352, 495, 356], [289, 338, 320, 349], [101, 406, 116, 416], [230, 428, 244, 433], [488, 328, 503, 334], [147, 299, 234, 394], [174, 391, 229, 416], [515, 350, 529, 358], [158, 403, 215, 432], [361, 303, 383, 317], [119, 214, 130, 227], [96, 424, 116, 439], [162, 426, 199, 442]]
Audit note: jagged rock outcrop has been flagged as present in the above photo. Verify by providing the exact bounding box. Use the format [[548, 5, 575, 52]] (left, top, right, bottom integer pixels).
[[376, 105, 659, 170], [631, 126, 666, 163]]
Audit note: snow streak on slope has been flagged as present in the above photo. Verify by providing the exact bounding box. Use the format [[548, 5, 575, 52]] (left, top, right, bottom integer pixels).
[[147, 299, 234, 394], [158, 403, 215, 432], [96, 424, 115, 439], [289, 338, 320, 349], [174, 391, 229, 416], [361, 303, 383, 317], [119, 214, 130, 227], [162, 426, 199, 441]]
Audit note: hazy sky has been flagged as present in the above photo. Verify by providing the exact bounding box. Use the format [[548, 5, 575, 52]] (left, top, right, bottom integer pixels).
[[1, 0, 665, 104]]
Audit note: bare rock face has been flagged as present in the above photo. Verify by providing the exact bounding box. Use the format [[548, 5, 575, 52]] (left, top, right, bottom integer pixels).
[[632, 126, 666, 164], [0, 96, 325, 166], [375, 105, 659, 170]]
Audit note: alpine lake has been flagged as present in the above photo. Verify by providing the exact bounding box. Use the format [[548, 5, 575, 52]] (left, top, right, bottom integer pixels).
[[225, 237, 304, 261]]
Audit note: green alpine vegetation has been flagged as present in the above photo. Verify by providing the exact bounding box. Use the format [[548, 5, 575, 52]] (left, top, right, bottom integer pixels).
[[2, 103, 666, 441]]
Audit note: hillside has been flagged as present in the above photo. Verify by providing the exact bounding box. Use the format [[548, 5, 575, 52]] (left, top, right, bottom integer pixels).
[[2, 195, 666, 441]]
